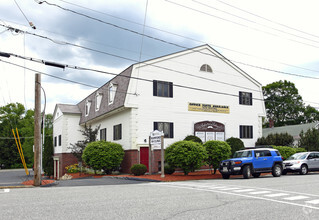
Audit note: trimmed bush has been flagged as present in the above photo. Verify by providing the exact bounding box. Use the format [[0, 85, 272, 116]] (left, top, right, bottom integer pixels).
[[164, 164, 175, 175], [82, 141, 124, 174], [130, 164, 147, 176], [204, 140, 231, 174], [226, 137, 245, 156], [273, 146, 307, 160], [184, 135, 203, 144], [165, 141, 207, 175]]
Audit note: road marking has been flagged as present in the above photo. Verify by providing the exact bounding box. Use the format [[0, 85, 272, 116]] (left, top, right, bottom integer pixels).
[[249, 191, 271, 195], [306, 199, 319, 205], [283, 196, 309, 201], [233, 189, 255, 193], [264, 193, 289, 197], [218, 187, 241, 191]]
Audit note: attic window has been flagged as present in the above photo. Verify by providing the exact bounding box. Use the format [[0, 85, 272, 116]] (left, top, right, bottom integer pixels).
[[96, 92, 103, 111], [109, 83, 118, 105], [85, 100, 91, 116], [200, 64, 213, 73]]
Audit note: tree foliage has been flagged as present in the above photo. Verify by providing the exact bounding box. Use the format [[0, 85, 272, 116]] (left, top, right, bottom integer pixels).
[[255, 133, 294, 147], [82, 141, 124, 174], [298, 128, 319, 151], [226, 137, 245, 156], [43, 114, 54, 176], [184, 135, 203, 144], [68, 124, 100, 163], [263, 80, 305, 127], [204, 141, 231, 174], [165, 141, 207, 175]]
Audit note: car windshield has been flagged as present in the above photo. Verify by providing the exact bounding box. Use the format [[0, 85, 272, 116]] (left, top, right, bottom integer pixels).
[[233, 150, 252, 158], [287, 153, 308, 160]]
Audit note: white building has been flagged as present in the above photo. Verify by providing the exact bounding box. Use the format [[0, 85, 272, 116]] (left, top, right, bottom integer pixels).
[[53, 44, 266, 178]]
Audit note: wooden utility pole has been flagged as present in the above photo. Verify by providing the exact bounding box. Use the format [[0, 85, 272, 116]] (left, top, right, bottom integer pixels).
[[34, 74, 41, 186]]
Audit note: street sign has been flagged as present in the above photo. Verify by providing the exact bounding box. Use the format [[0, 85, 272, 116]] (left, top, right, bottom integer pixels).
[[150, 130, 163, 147]]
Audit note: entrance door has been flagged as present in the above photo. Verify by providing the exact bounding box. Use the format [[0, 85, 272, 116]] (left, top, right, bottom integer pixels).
[[140, 147, 149, 172]]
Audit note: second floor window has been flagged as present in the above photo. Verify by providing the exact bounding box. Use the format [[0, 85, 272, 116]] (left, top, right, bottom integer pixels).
[[153, 80, 173, 98], [239, 91, 252, 105]]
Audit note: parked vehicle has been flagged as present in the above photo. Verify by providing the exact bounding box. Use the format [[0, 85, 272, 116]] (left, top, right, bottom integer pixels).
[[219, 148, 283, 179], [283, 152, 319, 175]]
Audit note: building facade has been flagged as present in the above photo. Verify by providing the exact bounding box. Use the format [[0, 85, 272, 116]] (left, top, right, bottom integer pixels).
[[53, 45, 266, 179]]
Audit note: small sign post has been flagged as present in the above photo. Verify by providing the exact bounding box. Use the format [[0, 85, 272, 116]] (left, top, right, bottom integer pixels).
[[150, 130, 165, 178]]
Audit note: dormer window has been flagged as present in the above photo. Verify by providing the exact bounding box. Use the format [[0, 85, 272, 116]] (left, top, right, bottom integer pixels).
[[109, 83, 117, 105], [200, 64, 213, 73], [85, 100, 91, 116], [96, 92, 103, 111]]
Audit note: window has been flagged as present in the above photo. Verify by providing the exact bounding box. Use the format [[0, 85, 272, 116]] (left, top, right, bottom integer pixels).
[[113, 124, 122, 140], [200, 64, 213, 73], [109, 83, 118, 105], [85, 100, 91, 116], [96, 92, 103, 111], [100, 128, 107, 141], [54, 136, 57, 147], [153, 80, 173, 98], [240, 125, 253, 139], [239, 91, 252, 105], [58, 135, 62, 146], [255, 150, 271, 157], [154, 122, 174, 138]]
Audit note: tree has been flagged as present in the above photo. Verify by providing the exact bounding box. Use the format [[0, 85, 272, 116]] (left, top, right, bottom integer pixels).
[[204, 141, 231, 174], [301, 105, 319, 123], [273, 146, 306, 160], [226, 137, 245, 156], [165, 141, 207, 175], [298, 128, 319, 151], [263, 80, 304, 127], [43, 114, 54, 176], [68, 124, 100, 163], [82, 141, 124, 174]]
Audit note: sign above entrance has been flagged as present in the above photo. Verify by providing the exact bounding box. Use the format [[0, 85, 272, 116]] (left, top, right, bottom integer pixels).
[[188, 102, 229, 114], [194, 121, 225, 142]]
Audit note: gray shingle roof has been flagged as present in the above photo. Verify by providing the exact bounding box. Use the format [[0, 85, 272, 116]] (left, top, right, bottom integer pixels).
[[263, 122, 319, 139], [57, 104, 81, 114]]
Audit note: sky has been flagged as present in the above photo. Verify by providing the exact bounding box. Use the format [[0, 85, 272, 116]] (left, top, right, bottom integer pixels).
[[0, 0, 319, 114]]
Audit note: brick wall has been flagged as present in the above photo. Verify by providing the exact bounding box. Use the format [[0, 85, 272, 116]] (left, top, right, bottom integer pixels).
[[120, 149, 139, 173], [53, 153, 78, 178]]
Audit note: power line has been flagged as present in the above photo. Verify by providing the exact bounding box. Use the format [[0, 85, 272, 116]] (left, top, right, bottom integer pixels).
[[192, 0, 319, 45], [13, 0, 36, 29], [165, 0, 319, 49]]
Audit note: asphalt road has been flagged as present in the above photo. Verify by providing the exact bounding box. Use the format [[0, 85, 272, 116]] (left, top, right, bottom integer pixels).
[[1, 172, 319, 219]]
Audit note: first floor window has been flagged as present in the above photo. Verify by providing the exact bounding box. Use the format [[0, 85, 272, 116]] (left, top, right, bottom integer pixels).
[[100, 128, 107, 141], [113, 124, 122, 140], [240, 125, 253, 139], [54, 136, 57, 147], [154, 122, 174, 138], [58, 135, 62, 146]]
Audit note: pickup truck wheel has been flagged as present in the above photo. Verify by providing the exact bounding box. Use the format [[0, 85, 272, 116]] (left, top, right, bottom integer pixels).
[[299, 164, 308, 175], [272, 164, 282, 177], [222, 174, 230, 179], [252, 173, 261, 178], [243, 165, 251, 179]]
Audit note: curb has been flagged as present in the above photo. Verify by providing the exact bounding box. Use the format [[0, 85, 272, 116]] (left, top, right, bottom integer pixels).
[[0, 185, 34, 189], [105, 176, 162, 182]]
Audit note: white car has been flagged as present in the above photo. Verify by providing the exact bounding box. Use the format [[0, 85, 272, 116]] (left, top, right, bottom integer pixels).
[[283, 152, 319, 175]]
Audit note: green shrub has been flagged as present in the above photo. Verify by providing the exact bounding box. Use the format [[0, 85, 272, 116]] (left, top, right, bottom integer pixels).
[[273, 146, 306, 160], [294, 147, 307, 153], [130, 164, 147, 176], [184, 135, 203, 144], [204, 140, 231, 174], [256, 133, 294, 146], [164, 164, 175, 175], [165, 141, 207, 175], [226, 137, 245, 156], [82, 141, 124, 174], [299, 128, 319, 151]]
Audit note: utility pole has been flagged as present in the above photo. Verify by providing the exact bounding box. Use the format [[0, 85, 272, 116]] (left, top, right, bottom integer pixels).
[[34, 74, 41, 186]]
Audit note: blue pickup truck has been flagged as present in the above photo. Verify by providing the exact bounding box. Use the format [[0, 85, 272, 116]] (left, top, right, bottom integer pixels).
[[219, 148, 283, 179]]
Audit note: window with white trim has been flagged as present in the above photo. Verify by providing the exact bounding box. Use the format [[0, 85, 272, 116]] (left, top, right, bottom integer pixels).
[[96, 92, 103, 111], [200, 64, 213, 73], [239, 125, 253, 139], [85, 100, 91, 116], [154, 122, 174, 138], [109, 83, 118, 105], [153, 80, 173, 98]]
